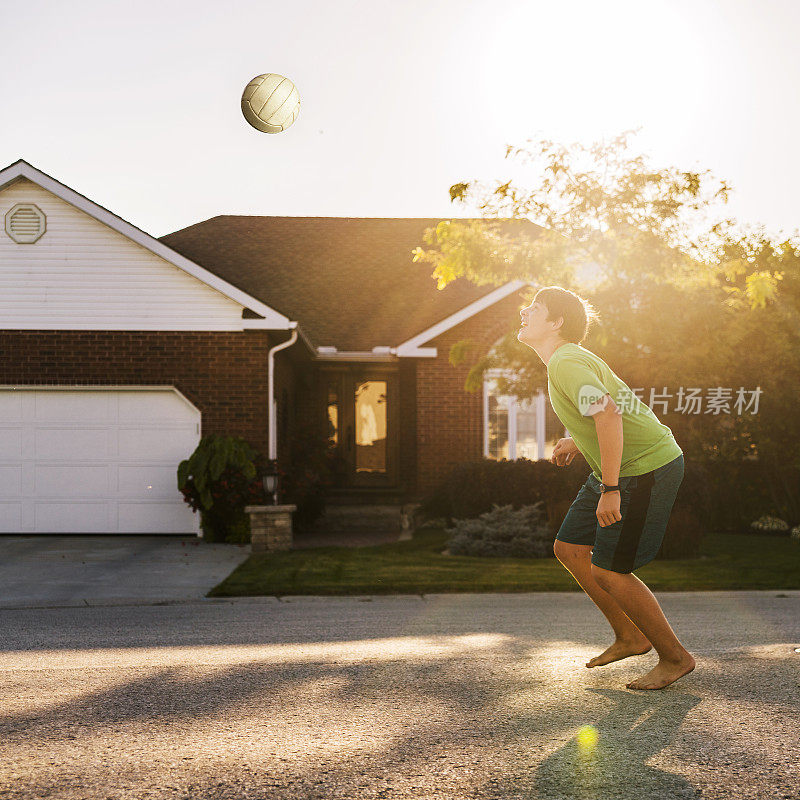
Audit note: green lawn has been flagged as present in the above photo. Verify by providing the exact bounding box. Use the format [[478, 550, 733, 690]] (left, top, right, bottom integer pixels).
[[207, 526, 800, 597]]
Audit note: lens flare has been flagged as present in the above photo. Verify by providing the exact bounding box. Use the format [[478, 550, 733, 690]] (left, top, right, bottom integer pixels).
[[576, 724, 598, 753]]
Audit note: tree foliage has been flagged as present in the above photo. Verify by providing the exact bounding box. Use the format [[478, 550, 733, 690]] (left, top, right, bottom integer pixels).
[[412, 130, 800, 524]]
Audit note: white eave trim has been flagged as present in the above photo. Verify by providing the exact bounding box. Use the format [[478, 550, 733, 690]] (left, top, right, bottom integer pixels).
[[394, 279, 537, 357], [315, 345, 398, 362], [242, 318, 319, 359], [0, 159, 293, 330]]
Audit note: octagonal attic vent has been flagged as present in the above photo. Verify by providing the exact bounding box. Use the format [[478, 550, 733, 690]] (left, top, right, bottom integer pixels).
[[5, 203, 46, 243]]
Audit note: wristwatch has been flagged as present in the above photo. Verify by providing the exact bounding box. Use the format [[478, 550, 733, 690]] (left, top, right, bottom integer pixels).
[[600, 483, 621, 493]]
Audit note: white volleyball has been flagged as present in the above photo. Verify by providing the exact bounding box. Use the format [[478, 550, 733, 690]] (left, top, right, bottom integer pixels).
[[241, 73, 301, 133]]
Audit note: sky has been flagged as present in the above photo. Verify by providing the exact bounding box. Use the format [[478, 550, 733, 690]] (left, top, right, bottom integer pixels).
[[1, 0, 798, 240]]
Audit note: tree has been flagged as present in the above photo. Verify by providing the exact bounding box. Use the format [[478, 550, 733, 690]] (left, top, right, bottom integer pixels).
[[411, 130, 800, 526]]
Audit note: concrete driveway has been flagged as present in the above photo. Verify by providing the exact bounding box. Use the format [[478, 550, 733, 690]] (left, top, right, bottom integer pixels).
[[0, 535, 251, 608], [0, 591, 798, 799]]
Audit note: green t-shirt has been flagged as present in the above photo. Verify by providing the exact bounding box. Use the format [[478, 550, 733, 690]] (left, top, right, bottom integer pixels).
[[546, 342, 682, 480]]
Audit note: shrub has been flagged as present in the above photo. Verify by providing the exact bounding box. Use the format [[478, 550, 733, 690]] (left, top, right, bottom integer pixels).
[[649, 461, 707, 558], [177, 434, 267, 543], [276, 416, 341, 530], [546, 497, 576, 535], [419, 457, 586, 526], [688, 458, 799, 534], [670, 458, 711, 525], [656, 506, 705, 560], [749, 514, 790, 534], [791, 525, 800, 542], [446, 502, 555, 558], [424, 456, 709, 560], [202, 506, 251, 544]]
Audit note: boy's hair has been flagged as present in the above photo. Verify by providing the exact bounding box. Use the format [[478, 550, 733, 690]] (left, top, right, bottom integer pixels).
[[533, 286, 600, 344]]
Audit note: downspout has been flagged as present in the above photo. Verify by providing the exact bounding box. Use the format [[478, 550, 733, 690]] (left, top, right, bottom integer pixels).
[[267, 322, 299, 461]]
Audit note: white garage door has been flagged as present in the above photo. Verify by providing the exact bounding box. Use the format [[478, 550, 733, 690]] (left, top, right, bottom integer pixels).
[[0, 388, 201, 534]]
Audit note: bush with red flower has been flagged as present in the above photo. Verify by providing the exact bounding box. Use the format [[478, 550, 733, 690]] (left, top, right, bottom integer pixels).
[[177, 434, 268, 543]]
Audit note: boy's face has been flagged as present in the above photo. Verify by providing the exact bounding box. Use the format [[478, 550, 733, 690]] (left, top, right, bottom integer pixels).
[[517, 298, 560, 347]]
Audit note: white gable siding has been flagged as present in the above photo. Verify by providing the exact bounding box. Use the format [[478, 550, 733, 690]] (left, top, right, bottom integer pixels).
[[0, 179, 246, 330]]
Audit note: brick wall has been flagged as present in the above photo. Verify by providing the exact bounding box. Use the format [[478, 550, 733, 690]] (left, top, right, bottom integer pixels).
[[0, 329, 275, 456], [0, 302, 537, 505], [414, 290, 528, 497]]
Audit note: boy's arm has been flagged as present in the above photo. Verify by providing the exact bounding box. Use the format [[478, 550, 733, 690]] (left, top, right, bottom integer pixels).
[[550, 357, 623, 484], [590, 394, 623, 486]]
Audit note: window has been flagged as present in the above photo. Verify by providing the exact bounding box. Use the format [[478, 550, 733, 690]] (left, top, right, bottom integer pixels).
[[483, 369, 567, 461]]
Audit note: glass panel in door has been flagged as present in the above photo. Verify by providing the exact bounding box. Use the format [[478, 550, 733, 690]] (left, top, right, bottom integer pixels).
[[355, 380, 387, 474], [326, 381, 339, 447]]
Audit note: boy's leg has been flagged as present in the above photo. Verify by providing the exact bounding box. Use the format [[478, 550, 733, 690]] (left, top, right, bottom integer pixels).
[[590, 455, 695, 689], [554, 541, 652, 666], [554, 476, 653, 667], [591, 566, 695, 689]]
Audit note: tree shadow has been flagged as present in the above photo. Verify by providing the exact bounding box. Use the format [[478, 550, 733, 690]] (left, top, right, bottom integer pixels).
[[494, 686, 702, 799], [0, 638, 711, 799], [2, 592, 796, 798]]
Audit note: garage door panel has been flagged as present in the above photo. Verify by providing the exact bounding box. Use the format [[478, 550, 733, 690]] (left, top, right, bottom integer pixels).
[[35, 465, 111, 496], [35, 502, 111, 533], [35, 428, 109, 460], [0, 394, 22, 418], [0, 429, 23, 457], [0, 465, 23, 496], [35, 392, 112, 421], [118, 392, 193, 421], [0, 503, 23, 528], [118, 502, 197, 533], [118, 426, 198, 460], [118, 464, 180, 498], [0, 389, 201, 534]]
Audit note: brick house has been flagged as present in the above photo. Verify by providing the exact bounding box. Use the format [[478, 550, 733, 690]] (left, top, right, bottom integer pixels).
[[0, 158, 565, 535]]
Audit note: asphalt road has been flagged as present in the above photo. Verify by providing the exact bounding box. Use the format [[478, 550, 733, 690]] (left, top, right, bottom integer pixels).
[[1, 591, 799, 800]]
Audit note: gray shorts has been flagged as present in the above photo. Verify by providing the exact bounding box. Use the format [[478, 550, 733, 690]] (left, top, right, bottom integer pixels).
[[555, 454, 685, 573]]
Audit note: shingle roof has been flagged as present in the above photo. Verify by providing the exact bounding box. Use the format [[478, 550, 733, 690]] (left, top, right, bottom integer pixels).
[[158, 216, 540, 352]]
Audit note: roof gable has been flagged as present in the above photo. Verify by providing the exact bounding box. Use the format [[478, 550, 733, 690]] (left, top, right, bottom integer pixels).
[[0, 159, 293, 330]]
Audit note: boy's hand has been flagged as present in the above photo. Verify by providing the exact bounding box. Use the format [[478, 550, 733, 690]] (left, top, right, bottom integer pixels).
[[551, 437, 579, 466], [597, 492, 622, 527]]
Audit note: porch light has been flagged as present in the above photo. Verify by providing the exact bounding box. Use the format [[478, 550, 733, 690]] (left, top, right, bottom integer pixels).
[[262, 463, 279, 504]]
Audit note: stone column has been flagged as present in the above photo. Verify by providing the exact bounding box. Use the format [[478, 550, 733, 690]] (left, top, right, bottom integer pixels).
[[244, 505, 297, 553]]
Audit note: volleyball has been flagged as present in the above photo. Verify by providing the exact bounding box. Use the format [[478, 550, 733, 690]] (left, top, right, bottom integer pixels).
[[240, 73, 300, 134]]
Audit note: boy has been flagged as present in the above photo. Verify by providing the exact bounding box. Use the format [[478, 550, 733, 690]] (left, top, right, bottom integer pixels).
[[518, 286, 695, 690]]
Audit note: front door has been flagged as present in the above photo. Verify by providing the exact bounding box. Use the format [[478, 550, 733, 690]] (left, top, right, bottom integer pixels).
[[321, 367, 398, 488]]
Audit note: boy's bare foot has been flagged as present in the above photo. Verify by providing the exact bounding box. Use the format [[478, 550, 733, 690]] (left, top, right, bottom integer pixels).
[[586, 638, 652, 668], [626, 653, 696, 690]]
